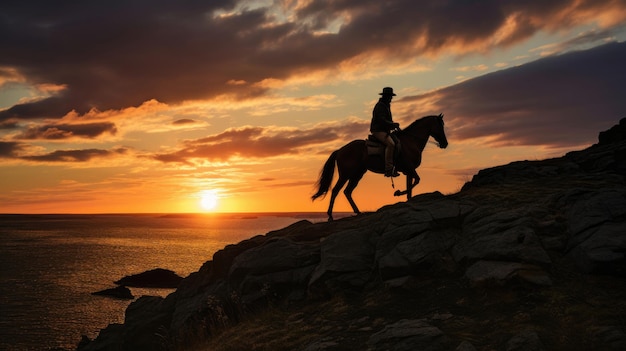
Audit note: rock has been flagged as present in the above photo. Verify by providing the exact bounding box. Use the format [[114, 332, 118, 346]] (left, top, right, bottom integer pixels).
[[77, 335, 91, 349], [455, 341, 477, 351], [91, 286, 134, 299], [122, 296, 171, 350], [376, 196, 463, 280], [227, 237, 320, 304], [505, 330, 545, 351], [301, 337, 339, 351], [453, 222, 552, 267], [563, 189, 626, 274], [593, 326, 626, 350], [237, 265, 316, 304], [208, 235, 267, 282], [465, 260, 552, 287], [114, 268, 183, 288], [76, 324, 125, 351], [367, 319, 450, 351], [228, 238, 319, 282], [309, 226, 379, 292], [598, 117, 626, 145], [378, 223, 458, 279], [175, 260, 214, 299]]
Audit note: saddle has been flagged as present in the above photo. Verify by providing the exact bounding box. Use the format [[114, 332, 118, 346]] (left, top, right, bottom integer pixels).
[[366, 134, 401, 157]]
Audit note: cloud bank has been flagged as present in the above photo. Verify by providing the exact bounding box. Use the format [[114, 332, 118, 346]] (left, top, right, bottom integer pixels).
[[2, 0, 625, 121], [401, 41, 626, 148]]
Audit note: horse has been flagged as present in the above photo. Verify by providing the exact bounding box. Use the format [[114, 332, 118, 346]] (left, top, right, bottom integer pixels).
[[312, 114, 448, 221]]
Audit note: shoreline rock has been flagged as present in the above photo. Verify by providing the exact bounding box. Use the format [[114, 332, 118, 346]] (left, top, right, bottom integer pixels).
[[91, 286, 134, 300], [114, 268, 183, 288]]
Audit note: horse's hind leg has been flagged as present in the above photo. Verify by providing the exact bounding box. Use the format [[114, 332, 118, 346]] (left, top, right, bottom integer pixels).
[[344, 173, 365, 215], [327, 176, 348, 221]]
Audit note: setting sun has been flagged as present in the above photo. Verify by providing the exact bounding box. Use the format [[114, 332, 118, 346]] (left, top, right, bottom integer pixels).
[[199, 190, 219, 211]]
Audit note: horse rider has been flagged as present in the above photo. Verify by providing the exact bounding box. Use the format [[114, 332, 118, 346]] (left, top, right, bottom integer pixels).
[[370, 87, 400, 177]]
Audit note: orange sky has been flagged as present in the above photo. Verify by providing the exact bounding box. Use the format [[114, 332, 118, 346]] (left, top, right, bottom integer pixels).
[[1, 1, 626, 213]]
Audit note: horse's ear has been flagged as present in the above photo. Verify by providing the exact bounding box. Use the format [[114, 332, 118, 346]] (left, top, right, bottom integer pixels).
[[438, 113, 444, 119]]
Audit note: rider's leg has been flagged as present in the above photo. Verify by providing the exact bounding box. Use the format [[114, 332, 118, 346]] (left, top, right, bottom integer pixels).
[[373, 132, 398, 177]]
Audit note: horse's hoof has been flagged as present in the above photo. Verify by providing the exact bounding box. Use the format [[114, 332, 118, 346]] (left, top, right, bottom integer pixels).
[[327, 217, 334, 222], [393, 190, 402, 196]]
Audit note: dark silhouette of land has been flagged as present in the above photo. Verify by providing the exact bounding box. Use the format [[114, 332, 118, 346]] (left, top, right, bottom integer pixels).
[[78, 118, 626, 351]]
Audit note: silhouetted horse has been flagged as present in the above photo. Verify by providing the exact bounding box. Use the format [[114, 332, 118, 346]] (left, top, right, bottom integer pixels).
[[312, 114, 448, 221]]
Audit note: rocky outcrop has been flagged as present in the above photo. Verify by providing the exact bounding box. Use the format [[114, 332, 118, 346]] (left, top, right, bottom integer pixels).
[[91, 286, 134, 300], [114, 268, 183, 288], [78, 119, 626, 351], [91, 268, 182, 301]]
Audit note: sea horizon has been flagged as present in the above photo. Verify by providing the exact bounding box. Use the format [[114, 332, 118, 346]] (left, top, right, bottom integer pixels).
[[0, 211, 348, 216]]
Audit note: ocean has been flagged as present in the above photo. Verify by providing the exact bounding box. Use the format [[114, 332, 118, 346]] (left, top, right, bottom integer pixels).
[[0, 213, 329, 351]]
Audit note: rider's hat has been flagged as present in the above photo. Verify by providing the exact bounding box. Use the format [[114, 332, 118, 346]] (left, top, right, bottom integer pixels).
[[379, 87, 396, 96]]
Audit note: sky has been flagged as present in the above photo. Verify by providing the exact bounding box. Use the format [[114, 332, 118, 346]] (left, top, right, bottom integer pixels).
[[1, 0, 626, 214]]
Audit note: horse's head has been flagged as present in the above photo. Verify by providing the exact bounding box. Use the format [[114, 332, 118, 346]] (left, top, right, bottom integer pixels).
[[431, 113, 448, 149]]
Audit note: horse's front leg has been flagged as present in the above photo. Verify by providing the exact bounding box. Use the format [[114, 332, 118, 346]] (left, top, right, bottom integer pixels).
[[393, 172, 420, 198], [406, 172, 420, 199]]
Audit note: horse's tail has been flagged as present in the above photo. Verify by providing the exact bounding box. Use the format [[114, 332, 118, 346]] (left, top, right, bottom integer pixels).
[[311, 150, 338, 201]]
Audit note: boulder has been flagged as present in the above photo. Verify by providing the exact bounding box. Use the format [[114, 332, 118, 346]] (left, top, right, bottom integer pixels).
[[505, 330, 545, 351], [228, 238, 320, 281], [464, 260, 552, 287], [563, 189, 626, 274], [121, 296, 171, 350], [228, 237, 320, 303], [114, 268, 183, 288], [309, 226, 379, 292], [301, 337, 340, 351], [91, 286, 134, 299], [453, 224, 551, 267], [593, 326, 626, 350], [367, 319, 451, 351], [598, 117, 626, 145], [77, 324, 125, 351], [455, 341, 478, 351]]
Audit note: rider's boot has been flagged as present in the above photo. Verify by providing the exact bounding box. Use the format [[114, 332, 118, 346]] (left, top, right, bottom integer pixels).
[[384, 166, 400, 177]]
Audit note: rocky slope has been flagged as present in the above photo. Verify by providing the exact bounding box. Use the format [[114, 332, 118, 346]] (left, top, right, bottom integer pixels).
[[77, 119, 626, 351]]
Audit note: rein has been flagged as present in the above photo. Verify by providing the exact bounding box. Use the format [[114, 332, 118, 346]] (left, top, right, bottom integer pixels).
[[428, 140, 441, 147]]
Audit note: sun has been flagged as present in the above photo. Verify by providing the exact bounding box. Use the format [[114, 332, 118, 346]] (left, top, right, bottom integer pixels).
[[199, 190, 219, 211]]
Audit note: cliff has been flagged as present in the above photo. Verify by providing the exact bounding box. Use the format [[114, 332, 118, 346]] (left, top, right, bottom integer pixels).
[[77, 119, 626, 351]]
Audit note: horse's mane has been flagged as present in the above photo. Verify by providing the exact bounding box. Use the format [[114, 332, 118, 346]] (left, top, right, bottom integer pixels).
[[401, 115, 439, 134]]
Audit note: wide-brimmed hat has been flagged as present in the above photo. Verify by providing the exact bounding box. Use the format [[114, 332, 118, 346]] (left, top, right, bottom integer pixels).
[[379, 87, 396, 96]]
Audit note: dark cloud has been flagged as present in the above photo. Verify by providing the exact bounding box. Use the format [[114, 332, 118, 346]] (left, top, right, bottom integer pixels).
[[0, 97, 70, 120], [20, 147, 128, 162], [0, 141, 23, 158], [154, 119, 368, 163], [400, 41, 626, 148], [172, 119, 197, 125], [14, 122, 117, 140], [0, 120, 18, 129], [2, 0, 624, 120], [0, 139, 127, 162]]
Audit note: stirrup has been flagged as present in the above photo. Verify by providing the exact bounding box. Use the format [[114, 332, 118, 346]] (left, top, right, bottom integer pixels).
[[384, 169, 400, 177]]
